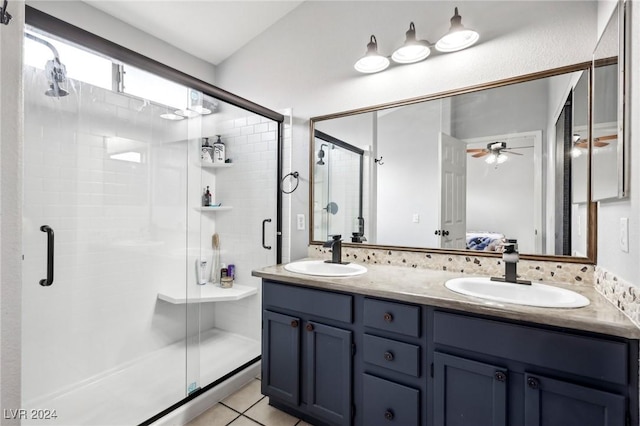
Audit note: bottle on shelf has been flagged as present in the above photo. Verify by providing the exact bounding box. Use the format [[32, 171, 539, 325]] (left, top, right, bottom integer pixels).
[[213, 135, 226, 164], [202, 186, 212, 207], [201, 137, 213, 163]]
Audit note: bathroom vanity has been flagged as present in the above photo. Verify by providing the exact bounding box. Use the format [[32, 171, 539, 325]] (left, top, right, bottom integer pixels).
[[253, 262, 640, 426]]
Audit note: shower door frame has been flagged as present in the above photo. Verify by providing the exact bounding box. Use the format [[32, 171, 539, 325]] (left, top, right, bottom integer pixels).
[[24, 5, 285, 424]]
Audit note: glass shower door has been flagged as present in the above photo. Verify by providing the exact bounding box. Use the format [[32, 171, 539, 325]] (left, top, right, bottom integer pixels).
[[22, 30, 197, 425]]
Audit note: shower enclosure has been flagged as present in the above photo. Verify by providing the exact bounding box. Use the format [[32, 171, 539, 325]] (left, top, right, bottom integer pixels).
[[21, 11, 282, 425]]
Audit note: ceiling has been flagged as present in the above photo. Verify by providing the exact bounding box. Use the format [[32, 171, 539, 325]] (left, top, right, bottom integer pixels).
[[83, 1, 304, 65]]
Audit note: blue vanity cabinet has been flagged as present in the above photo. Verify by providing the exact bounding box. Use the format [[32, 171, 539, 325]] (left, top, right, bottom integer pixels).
[[523, 373, 626, 426], [433, 352, 508, 426], [430, 310, 636, 426], [262, 281, 354, 426]]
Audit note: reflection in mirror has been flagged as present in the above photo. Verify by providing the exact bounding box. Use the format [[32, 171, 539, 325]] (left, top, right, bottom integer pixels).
[[312, 65, 592, 258], [592, 2, 623, 200], [312, 130, 365, 243]]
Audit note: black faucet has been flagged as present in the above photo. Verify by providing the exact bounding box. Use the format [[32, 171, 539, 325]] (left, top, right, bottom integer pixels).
[[351, 217, 367, 243], [324, 235, 348, 264], [491, 239, 531, 285]]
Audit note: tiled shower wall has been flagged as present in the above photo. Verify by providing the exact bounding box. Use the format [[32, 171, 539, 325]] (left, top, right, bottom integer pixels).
[[199, 109, 284, 342], [22, 68, 196, 403]]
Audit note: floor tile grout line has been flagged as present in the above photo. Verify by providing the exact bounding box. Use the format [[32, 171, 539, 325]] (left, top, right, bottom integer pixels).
[[224, 412, 242, 426], [241, 394, 267, 414], [220, 401, 244, 415]]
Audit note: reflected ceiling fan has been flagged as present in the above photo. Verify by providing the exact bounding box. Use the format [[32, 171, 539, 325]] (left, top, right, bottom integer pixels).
[[573, 134, 616, 148], [466, 141, 532, 164]]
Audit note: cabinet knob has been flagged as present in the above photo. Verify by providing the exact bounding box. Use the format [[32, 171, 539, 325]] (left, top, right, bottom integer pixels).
[[306, 323, 314, 332], [383, 351, 394, 362], [527, 377, 540, 389], [494, 371, 507, 382], [290, 320, 299, 328], [384, 409, 394, 421], [383, 313, 393, 323]]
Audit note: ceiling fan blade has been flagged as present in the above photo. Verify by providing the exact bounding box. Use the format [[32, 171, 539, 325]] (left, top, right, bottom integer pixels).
[[593, 141, 610, 147], [506, 146, 534, 150], [466, 148, 485, 153], [594, 134, 617, 142], [504, 151, 523, 156], [575, 141, 588, 148], [472, 151, 489, 158]]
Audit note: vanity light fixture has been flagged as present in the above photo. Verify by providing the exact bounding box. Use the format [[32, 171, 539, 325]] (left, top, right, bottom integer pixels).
[[435, 7, 480, 53], [392, 22, 430, 64], [354, 35, 390, 73], [160, 113, 185, 121], [355, 7, 479, 74]]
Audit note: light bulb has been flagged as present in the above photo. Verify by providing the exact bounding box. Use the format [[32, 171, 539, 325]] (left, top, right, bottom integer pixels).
[[496, 153, 508, 164], [436, 7, 480, 53], [485, 153, 497, 164]]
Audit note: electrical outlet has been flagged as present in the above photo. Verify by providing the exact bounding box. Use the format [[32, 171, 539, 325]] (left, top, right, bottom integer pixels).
[[620, 217, 629, 253], [297, 214, 306, 231], [412, 213, 420, 223]]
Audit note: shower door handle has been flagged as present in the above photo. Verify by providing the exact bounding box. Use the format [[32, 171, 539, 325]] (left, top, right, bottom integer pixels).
[[39, 225, 54, 286], [262, 219, 272, 250]]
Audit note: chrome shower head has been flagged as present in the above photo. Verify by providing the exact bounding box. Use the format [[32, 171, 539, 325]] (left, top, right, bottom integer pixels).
[[45, 81, 69, 97], [44, 58, 68, 97], [26, 33, 70, 98], [317, 144, 328, 165]]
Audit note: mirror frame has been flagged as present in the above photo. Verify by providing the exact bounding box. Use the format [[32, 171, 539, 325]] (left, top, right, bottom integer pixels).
[[309, 62, 599, 264]]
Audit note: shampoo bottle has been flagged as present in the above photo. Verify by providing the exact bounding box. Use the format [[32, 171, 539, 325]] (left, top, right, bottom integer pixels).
[[213, 135, 226, 164]]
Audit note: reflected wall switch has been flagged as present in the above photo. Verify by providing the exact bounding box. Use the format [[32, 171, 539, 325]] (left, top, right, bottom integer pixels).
[[412, 213, 420, 223], [297, 214, 306, 231], [620, 217, 629, 253]]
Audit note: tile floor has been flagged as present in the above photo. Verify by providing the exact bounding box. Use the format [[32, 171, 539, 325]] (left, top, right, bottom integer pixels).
[[186, 376, 313, 426]]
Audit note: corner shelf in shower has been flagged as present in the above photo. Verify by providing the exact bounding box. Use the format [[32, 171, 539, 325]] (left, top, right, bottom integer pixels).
[[201, 162, 234, 169], [157, 284, 257, 304], [198, 206, 233, 212]]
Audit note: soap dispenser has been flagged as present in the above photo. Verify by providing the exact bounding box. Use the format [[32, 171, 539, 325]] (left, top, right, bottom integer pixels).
[[213, 135, 226, 164]]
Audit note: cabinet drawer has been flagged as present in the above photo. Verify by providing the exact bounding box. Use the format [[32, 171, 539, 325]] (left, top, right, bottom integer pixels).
[[433, 311, 628, 385], [362, 374, 420, 426], [263, 281, 352, 323], [363, 334, 420, 377], [364, 298, 420, 337]]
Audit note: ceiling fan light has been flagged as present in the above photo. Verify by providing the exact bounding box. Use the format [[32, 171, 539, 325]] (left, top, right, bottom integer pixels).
[[392, 22, 431, 64], [436, 7, 479, 53], [485, 153, 497, 164], [496, 153, 508, 164], [355, 35, 390, 73], [571, 147, 583, 158]]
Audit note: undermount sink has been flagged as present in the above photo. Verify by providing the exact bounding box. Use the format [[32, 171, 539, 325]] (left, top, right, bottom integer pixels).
[[445, 277, 590, 308], [284, 260, 367, 277]]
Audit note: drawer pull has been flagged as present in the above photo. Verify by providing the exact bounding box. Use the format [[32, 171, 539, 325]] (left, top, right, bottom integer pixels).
[[306, 323, 314, 332], [383, 312, 393, 323], [383, 351, 394, 361], [527, 377, 540, 389], [290, 320, 299, 328], [494, 371, 507, 382], [384, 409, 394, 421]]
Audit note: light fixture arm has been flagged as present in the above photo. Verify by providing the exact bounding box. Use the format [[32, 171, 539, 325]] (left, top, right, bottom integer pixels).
[[1, 0, 12, 25]]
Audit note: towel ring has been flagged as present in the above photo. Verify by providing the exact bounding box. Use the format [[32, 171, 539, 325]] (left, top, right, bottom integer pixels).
[[282, 171, 300, 194]]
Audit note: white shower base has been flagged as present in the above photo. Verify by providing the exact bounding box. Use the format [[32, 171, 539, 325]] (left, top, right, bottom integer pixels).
[[23, 329, 261, 426]]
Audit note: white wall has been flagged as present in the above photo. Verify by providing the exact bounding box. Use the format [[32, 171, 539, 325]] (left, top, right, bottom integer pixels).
[[27, 1, 216, 85], [0, 2, 24, 422], [216, 1, 598, 260], [596, 1, 640, 286]]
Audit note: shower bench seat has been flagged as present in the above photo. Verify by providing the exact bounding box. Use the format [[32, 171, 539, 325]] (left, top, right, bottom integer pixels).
[[157, 284, 257, 304]]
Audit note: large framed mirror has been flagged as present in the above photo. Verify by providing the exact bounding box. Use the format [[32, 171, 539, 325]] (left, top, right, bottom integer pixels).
[[310, 63, 601, 262], [591, 0, 629, 201]]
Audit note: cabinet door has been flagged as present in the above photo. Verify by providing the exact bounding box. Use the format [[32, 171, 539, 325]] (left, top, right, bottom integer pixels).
[[524, 373, 625, 426], [305, 321, 353, 426], [434, 352, 507, 426], [262, 310, 301, 405]]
